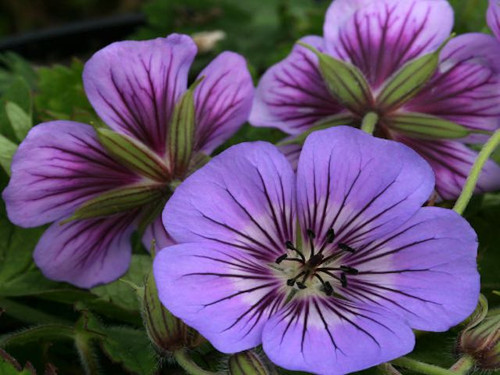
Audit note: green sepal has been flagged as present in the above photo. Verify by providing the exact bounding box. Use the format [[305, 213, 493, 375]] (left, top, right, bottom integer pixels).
[[228, 350, 274, 375], [278, 113, 354, 146], [137, 194, 170, 239], [0, 134, 18, 175], [97, 128, 169, 181], [5, 102, 32, 142], [387, 112, 470, 139], [64, 183, 166, 222], [168, 77, 204, 177], [298, 42, 372, 113], [377, 36, 453, 110]]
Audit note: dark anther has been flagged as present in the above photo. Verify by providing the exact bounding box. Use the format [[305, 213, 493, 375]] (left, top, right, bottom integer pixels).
[[276, 254, 288, 264], [338, 243, 356, 253], [340, 273, 348, 287], [296, 282, 307, 289], [287, 271, 305, 287], [323, 281, 334, 296], [306, 229, 316, 239], [285, 240, 295, 250], [286, 278, 296, 286], [308, 253, 324, 268], [326, 228, 335, 243], [340, 265, 359, 275]]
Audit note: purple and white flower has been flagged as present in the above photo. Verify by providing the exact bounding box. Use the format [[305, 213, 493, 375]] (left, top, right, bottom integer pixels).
[[2, 34, 253, 288], [154, 126, 479, 374], [251, 0, 500, 200]]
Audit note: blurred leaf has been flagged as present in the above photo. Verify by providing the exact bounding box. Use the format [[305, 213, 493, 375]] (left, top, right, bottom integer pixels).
[[5, 102, 32, 142], [0, 53, 37, 94], [0, 135, 17, 175], [91, 255, 151, 312], [0, 77, 32, 142], [0, 325, 74, 348], [0, 348, 35, 375], [101, 326, 156, 375]]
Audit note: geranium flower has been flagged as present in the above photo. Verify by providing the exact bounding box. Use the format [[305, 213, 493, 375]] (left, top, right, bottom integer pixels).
[[250, 0, 500, 200], [2, 34, 253, 288], [488, 0, 500, 40], [154, 126, 479, 374]]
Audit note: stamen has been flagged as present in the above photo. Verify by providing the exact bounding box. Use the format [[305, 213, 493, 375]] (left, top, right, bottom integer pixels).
[[340, 265, 359, 275], [287, 271, 305, 286], [276, 254, 288, 264], [326, 228, 335, 243], [307, 229, 316, 257], [296, 272, 309, 289], [338, 243, 356, 253], [284, 240, 306, 262], [314, 274, 334, 296], [285, 240, 295, 250], [340, 273, 347, 287]]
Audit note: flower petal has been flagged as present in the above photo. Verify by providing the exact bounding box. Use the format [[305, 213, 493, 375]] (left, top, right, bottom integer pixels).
[[194, 52, 254, 154], [324, 0, 454, 88], [404, 33, 500, 138], [347, 207, 479, 331], [262, 299, 414, 374], [250, 36, 343, 135], [83, 34, 197, 155], [142, 215, 175, 251], [2, 121, 139, 228], [398, 136, 500, 200], [163, 142, 296, 262], [488, 0, 500, 40], [296, 126, 434, 249], [154, 243, 283, 353], [34, 214, 136, 288], [278, 143, 302, 171]]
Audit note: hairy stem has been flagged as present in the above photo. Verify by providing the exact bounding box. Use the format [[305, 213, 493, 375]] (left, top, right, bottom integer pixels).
[[391, 357, 456, 375], [361, 112, 379, 135], [454, 130, 500, 215], [449, 356, 474, 374], [173, 349, 218, 375]]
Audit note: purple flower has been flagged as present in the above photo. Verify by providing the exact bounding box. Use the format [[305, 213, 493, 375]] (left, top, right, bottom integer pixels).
[[250, 0, 500, 200], [488, 0, 500, 40], [2, 34, 254, 288], [154, 126, 479, 374]]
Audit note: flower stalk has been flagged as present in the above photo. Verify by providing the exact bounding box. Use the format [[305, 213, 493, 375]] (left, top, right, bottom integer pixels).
[[449, 356, 474, 374], [454, 130, 500, 215], [391, 357, 456, 375], [173, 349, 218, 375], [361, 112, 379, 135]]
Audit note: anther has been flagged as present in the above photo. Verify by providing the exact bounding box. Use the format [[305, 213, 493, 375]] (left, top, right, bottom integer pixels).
[[326, 228, 335, 243], [323, 281, 334, 296], [340, 265, 359, 275], [296, 282, 307, 289], [338, 243, 356, 253], [340, 273, 348, 287], [306, 229, 316, 239], [287, 271, 305, 287], [276, 254, 288, 264], [285, 240, 295, 250]]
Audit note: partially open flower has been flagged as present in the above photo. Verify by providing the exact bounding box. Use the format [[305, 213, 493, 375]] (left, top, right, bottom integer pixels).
[[154, 126, 479, 374]]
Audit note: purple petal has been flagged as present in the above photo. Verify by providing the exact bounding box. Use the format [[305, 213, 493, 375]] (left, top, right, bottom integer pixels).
[[142, 215, 175, 251], [404, 33, 500, 138], [83, 34, 197, 155], [278, 143, 302, 171], [296, 126, 434, 250], [397, 136, 500, 200], [154, 243, 283, 353], [488, 0, 500, 40], [194, 52, 254, 154], [347, 207, 479, 331], [2, 121, 139, 228], [163, 142, 296, 262], [34, 214, 137, 288], [324, 0, 454, 88], [262, 299, 414, 374], [250, 36, 344, 134]]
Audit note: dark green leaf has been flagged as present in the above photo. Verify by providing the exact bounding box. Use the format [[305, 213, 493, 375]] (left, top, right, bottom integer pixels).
[[5, 102, 32, 142]]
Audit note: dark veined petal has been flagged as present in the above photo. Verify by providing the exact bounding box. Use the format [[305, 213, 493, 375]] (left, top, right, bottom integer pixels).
[[404, 33, 500, 138], [488, 0, 500, 40], [296, 126, 434, 250], [142, 215, 175, 251], [83, 34, 197, 155], [346, 207, 479, 331], [154, 243, 284, 353], [34, 213, 137, 288], [262, 299, 414, 374], [2, 121, 139, 228], [250, 36, 343, 135], [163, 142, 296, 262], [396, 136, 500, 200], [324, 0, 453, 88], [194, 52, 254, 154]]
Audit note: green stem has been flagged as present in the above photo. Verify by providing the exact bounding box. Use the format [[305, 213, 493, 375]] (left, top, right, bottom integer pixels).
[[75, 333, 100, 375], [361, 112, 379, 135], [173, 349, 218, 375], [449, 356, 474, 374], [378, 363, 403, 375], [453, 130, 500, 215], [392, 357, 457, 375]]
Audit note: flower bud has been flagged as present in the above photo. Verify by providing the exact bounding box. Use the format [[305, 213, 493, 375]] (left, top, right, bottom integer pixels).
[[457, 296, 500, 370], [228, 350, 276, 375], [142, 271, 204, 353]]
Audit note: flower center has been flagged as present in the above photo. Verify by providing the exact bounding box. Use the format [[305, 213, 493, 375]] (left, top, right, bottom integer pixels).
[[275, 228, 359, 297]]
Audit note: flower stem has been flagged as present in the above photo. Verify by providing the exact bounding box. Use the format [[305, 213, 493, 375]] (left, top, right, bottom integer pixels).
[[173, 349, 218, 375], [361, 112, 379, 135], [449, 356, 474, 374], [453, 130, 500, 215], [378, 363, 403, 375], [391, 357, 457, 375]]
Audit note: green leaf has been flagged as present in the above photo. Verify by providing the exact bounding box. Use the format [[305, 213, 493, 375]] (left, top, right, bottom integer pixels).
[[101, 326, 157, 375], [0, 349, 35, 375], [168, 78, 203, 177], [386, 112, 470, 140], [298, 42, 372, 113], [0, 135, 17, 175], [0, 53, 37, 93], [0, 325, 74, 347], [91, 255, 151, 312], [66, 183, 166, 222], [5, 102, 32, 142], [97, 128, 169, 181]]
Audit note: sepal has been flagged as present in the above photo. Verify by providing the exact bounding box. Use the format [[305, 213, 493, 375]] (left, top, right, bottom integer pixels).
[[228, 350, 276, 375]]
